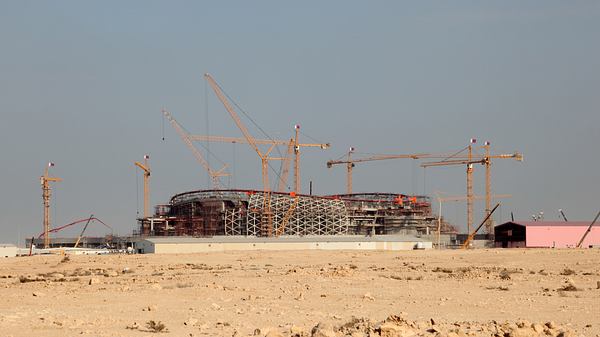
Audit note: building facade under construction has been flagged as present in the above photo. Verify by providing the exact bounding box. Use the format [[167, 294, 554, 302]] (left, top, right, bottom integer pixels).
[[137, 189, 453, 237]]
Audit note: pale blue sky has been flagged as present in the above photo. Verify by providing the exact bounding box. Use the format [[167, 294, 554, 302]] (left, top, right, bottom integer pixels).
[[1, 1, 599, 244]]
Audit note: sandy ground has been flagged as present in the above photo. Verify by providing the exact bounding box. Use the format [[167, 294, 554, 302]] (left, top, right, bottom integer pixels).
[[0, 248, 598, 337]]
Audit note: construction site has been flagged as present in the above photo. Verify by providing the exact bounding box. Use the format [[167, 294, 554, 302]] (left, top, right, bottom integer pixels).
[[126, 73, 528, 249], [30, 73, 600, 254]]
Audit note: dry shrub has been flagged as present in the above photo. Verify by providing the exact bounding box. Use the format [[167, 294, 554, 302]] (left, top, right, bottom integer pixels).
[[499, 269, 512, 280], [560, 268, 576, 276], [559, 284, 578, 291], [146, 320, 167, 333], [176, 282, 194, 288]]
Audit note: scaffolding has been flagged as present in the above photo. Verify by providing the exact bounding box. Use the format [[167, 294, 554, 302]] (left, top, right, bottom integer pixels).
[[139, 189, 444, 238], [246, 193, 348, 236]]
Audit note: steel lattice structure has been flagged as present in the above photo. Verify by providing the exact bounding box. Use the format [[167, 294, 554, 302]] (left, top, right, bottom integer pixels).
[[139, 189, 441, 237], [244, 193, 348, 236]]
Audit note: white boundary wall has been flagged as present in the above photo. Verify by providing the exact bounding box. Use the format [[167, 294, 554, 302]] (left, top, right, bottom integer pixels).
[[0, 244, 17, 258], [136, 238, 431, 254]]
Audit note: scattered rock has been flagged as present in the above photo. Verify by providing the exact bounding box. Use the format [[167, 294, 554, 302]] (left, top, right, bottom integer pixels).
[[19, 275, 45, 283], [377, 321, 416, 337], [142, 305, 157, 312], [265, 331, 285, 337], [363, 293, 375, 301], [126, 322, 140, 330], [559, 279, 578, 291], [311, 322, 337, 337], [531, 323, 544, 333], [290, 325, 306, 336], [184, 318, 198, 326], [88, 278, 100, 285], [32, 292, 44, 297]]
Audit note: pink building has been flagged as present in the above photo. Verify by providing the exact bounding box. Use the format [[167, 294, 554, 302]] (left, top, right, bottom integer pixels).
[[495, 221, 600, 248]]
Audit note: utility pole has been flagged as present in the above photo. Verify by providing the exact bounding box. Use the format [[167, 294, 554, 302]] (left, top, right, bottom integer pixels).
[[41, 162, 61, 249]]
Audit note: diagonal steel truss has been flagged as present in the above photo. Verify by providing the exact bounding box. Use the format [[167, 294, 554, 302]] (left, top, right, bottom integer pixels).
[[227, 192, 349, 237]]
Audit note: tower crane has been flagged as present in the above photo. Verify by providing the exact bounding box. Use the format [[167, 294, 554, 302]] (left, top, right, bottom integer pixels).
[[205, 73, 331, 235], [434, 192, 511, 249], [422, 141, 522, 234], [278, 140, 295, 193], [162, 109, 229, 188], [205, 73, 283, 194], [134, 155, 151, 219], [41, 162, 61, 249], [326, 149, 471, 194], [205, 73, 282, 236], [188, 126, 329, 193]]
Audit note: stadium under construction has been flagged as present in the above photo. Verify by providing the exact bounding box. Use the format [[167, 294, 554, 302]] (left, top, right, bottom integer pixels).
[[137, 189, 456, 238]]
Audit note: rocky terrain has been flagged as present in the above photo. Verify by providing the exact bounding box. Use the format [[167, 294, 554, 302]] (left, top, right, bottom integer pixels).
[[0, 248, 598, 336]]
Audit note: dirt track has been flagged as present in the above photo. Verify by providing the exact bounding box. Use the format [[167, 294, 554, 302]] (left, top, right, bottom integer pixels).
[[0, 248, 598, 336]]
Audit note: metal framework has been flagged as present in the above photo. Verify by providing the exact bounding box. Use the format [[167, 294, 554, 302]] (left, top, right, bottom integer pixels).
[[139, 189, 449, 238], [245, 193, 348, 236]]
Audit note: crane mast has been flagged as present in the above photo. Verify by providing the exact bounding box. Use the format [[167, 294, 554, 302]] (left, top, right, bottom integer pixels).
[[422, 143, 523, 234], [134, 155, 151, 218], [41, 162, 61, 249], [277, 139, 294, 192]]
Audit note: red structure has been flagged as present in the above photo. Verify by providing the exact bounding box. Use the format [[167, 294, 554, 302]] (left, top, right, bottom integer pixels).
[[495, 221, 600, 248]]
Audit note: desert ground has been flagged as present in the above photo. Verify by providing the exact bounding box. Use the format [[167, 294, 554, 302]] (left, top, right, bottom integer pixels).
[[0, 248, 598, 337]]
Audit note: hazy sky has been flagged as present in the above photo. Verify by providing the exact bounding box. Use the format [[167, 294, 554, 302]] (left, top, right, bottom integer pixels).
[[1, 1, 599, 245]]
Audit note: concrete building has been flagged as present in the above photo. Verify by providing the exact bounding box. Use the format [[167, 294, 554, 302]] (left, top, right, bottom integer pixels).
[[0, 244, 17, 258], [135, 235, 432, 254], [495, 221, 600, 248]]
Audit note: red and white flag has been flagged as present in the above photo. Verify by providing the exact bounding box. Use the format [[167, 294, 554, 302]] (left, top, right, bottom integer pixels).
[[144, 155, 150, 160], [48, 162, 55, 167], [470, 138, 477, 144]]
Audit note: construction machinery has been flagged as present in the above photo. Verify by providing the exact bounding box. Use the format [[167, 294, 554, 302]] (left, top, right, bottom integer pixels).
[[73, 214, 94, 248], [188, 126, 329, 193], [576, 210, 600, 248], [41, 162, 62, 249], [422, 141, 523, 234], [134, 155, 151, 219], [162, 109, 229, 188], [461, 203, 500, 249], [205, 73, 330, 236], [559, 209, 568, 222], [434, 192, 511, 248], [326, 149, 475, 194]]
